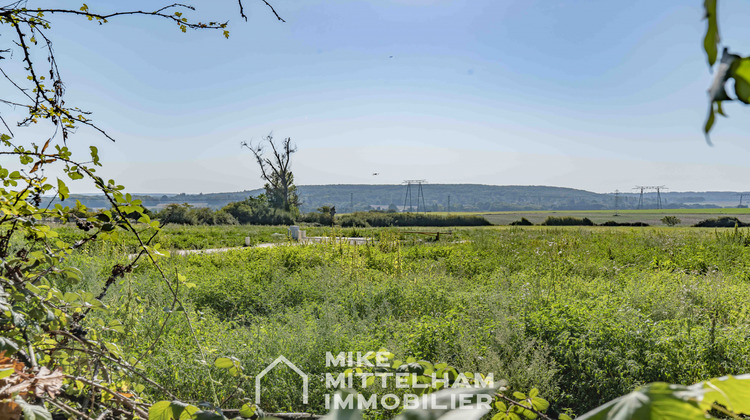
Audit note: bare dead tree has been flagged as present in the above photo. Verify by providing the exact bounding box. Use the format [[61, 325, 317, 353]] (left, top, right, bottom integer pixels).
[[242, 134, 300, 212]]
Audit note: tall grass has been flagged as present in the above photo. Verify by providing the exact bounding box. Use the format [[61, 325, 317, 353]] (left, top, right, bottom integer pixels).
[[65, 225, 750, 416]]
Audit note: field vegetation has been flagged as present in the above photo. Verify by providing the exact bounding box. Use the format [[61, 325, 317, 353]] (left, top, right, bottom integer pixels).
[[57, 224, 750, 417], [437, 208, 750, 226]]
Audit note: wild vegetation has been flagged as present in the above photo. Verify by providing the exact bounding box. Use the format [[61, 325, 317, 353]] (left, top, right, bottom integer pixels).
[[50, 224, 750, 418], [3, 0, 750, 418]]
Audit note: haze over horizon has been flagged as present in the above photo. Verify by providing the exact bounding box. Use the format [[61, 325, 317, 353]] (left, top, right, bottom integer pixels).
[[7, 0, 750, 194]]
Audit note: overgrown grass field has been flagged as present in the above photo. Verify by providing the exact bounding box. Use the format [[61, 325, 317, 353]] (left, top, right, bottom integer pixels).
[[63, 225, 750, 417]]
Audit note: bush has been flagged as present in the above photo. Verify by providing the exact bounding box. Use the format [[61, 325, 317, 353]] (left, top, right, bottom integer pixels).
[[221, 194, 296, 225], [661, 216, 682, 227], [509, 217, 534, 226], [693, 217, 750, 228], [541, 216, 594, 226], [158, 203, 199, 225], [299, 206, 335, 226], [337, 211, 491, 227], [339, 215, 369, 227], [213, 210, 238, 225], [599, 221, 650, 227]]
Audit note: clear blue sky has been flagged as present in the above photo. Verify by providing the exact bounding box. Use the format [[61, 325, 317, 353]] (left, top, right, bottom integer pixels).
[[8, 0, 750, 193]]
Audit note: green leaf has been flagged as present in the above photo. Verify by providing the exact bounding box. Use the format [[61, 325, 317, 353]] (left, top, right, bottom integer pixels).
[[214, 357, 234, 369], [716, 100, 727, 116], [703, 0, 719, 67], [731, 57, 750, 104], [178, 405, 200, 419], [0, 368, 14, 379], [192, 412, 223, 420], [89, 146, 100, 165], [530, 396, 549, 412], [699, 374, 750, 414], [239, 403, 257, 418], [16, 397, 52, 420], [576, 382, 706, 420], [148, 400, 187, 420], [57, 178, 69, 200]]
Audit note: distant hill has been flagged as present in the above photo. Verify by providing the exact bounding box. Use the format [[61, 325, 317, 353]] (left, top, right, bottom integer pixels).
[[50, 185, 748, 213]]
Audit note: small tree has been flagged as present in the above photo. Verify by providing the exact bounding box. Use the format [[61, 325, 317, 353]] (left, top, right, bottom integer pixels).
[[661, 215, 682, 227], [242, 134, 300, 213]]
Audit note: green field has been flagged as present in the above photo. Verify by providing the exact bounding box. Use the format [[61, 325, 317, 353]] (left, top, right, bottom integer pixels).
[[421, 208, 750, 226], [62, 224, 750, 418]]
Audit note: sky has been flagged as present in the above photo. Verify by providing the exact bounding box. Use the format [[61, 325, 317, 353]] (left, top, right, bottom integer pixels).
[[5, 0, 750, 194]]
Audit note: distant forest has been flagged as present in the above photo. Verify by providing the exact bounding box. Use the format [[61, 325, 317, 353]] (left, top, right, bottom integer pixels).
[[48, 184, 748, 213]]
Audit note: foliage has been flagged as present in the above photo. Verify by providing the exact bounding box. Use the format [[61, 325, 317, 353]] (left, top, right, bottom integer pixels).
[[660, 216, 682, 227], [702, 0, 750, 141], [693, 216, 749, 227], [220, 195, 295, 225], [0, 1, 282, 418], [509, 218, 534, 226], [156, 204, 239, 226], [53, 225, 746, 418], [598, 221, 649, 227], [540, 216, 594, 226], [338, 211, 491, 227], [300, 206, 337, 226]]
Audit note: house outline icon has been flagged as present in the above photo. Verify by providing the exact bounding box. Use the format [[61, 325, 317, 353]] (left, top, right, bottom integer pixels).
[[255, 355, 309, 405]]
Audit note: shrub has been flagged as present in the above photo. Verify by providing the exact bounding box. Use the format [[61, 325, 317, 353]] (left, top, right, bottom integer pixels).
[[599, 221, 650, 227], [509, 217, 534, 226], [338, 211, 491, 227], [541, 216, 594, 226], [339, 215, 370, 227], [661, 216, 682, 226], [213, 210, 238, 225], [299, 206, 335, 226], [693, 217, 750, 228], [158, 203, 199, 225], [221, 194, 296, 225]]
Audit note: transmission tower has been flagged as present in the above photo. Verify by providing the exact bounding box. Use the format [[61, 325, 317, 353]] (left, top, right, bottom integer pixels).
[[633, 186, 646, 209], [633, 185, 668, 209], [654, 186, 667, 209], [403, 180, 427, 212], [739, 193, 748, 208]]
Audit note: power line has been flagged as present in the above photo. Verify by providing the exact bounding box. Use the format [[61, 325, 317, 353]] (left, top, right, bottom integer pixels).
[[403, 180, 427, 213], [633, 185, 668, 209]]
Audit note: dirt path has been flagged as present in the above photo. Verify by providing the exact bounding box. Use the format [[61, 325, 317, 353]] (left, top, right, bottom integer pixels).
[[129, 236, 372, 259]]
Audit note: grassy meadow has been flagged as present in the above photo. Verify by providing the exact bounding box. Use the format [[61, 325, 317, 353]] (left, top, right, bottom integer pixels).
[[62, 223, 750, 417]]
